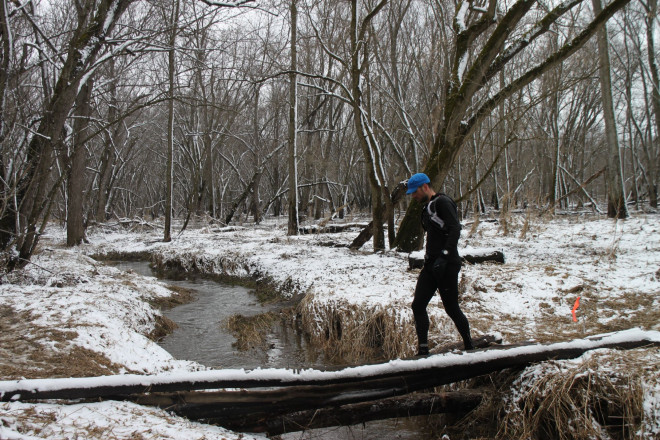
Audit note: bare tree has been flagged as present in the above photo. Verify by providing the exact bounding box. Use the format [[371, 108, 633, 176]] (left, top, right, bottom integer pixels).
[[3, 0, 136, 269], [287, 0, 299, 235], [394, 0, 634, 251], [66, 79, 94, 246], [592, 0, 627, 218], [164, 0, 180, 242], [349, 0, 389, 251], [643, 0, 659, 207]]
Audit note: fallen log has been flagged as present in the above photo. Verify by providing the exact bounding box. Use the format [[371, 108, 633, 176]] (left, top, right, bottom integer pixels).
[[128, 341, 495, 424], [299, 222, 369, 235], [463, 249, 505, 264], [408, 249, 505, 269], [1, 329, 657, 403], [132, 381, 408, 417], [219, 391, 483, 436], [132, 387, 481, 434]]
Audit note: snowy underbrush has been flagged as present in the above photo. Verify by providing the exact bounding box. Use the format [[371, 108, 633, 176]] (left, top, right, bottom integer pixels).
[[496, 349, 660, 440]]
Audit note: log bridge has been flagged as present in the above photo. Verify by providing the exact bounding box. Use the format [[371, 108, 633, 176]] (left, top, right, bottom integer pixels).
[[1, 329, 658, 436]]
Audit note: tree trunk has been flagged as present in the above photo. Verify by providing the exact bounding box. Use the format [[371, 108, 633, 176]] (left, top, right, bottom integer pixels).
[[287, 0, 299, 235], [199, 102, 216, 218], [349, 0, 388, 252], [0, 0, 13, 248], [164, 0, 180, 242], [95, 61, 118, 223], [66, 79, 93, 246], [644, 0, 659, 208], [549, 73, 561, 211], [250, 170, 262, 224], [392, 200, 424, 252], [196, 53, 217, 218], [592, 0, 628, 219]]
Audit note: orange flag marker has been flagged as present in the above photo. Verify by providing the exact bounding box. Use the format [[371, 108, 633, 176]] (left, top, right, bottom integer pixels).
[[572, 296, 581, 322]]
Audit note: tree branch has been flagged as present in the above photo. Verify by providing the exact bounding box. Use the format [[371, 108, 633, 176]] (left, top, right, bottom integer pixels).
[[464, 0, 633, 141]]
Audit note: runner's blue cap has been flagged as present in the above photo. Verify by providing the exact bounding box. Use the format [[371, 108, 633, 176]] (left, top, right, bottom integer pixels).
[[406, 173, 431, 194]]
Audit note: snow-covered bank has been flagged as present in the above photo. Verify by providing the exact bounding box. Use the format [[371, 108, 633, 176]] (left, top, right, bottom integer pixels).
[[0, 212, 658, 438], [0, 249, 200, 377]]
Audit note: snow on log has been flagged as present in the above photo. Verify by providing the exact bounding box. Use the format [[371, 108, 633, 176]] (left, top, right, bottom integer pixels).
[[0, 329, 658, 403], [408, 248, 505, 269], [299, 222, 369, 235]]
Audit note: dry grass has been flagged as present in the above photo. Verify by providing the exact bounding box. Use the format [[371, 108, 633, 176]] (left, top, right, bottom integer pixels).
[[150, 251, 253, 285], [223, 311, 280, 351], [494, 350, 656, 440], [516, 287, 660, 345], [151, 284, 196, 309], [297, 294, 418, 362], [441, 350, 658, 440], [0, 306, 129, 379], [519, 208, 532, 239], [148, 315, 179, 342], [90, 251, 153, 262]]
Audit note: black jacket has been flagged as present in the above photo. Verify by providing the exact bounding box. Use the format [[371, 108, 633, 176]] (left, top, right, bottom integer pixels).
[[421, 193, 462, 264]]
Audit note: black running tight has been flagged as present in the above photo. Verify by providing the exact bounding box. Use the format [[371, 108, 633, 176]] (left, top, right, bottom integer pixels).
[[411, 259, 472, 349]]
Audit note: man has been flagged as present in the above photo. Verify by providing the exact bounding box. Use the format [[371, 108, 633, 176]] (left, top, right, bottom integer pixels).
[[406, 173, 473, 355]]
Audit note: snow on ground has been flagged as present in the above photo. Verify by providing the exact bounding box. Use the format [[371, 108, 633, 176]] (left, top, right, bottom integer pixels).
[[0, 400, 253, 440], [0, 211, 659, 439]]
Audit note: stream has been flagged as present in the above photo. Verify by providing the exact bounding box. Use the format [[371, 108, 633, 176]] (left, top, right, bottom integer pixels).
[[111, 260, 436, 440]]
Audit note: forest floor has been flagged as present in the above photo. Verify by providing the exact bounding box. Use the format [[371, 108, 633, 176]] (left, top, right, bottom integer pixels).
[[0, 210, 659, 439]]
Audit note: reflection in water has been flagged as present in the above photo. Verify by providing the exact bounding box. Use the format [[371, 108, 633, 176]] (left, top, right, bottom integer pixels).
[[110, 260, 435, 439]]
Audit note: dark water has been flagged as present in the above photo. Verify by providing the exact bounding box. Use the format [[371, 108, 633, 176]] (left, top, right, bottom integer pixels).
[[110, 261, 436, 439], [111, 260, 324, 370]]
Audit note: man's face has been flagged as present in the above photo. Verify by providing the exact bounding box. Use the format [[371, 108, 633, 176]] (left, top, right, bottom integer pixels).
[[411, 185, 429, 204]]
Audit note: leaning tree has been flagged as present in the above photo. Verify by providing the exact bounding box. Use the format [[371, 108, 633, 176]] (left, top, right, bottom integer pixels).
[[1, 0, 137, 269], [393, 0, 635, 252]]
